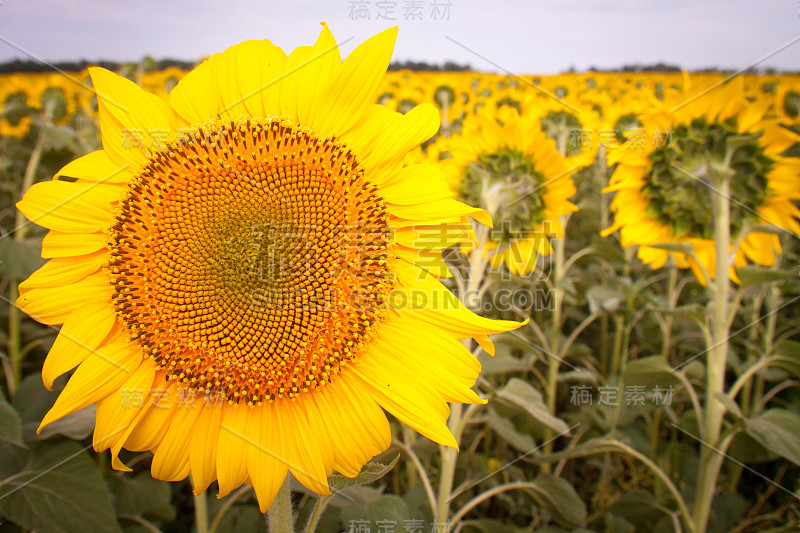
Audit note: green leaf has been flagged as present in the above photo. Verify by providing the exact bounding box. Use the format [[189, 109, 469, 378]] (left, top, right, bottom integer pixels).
[[772, 340, 800, 379], [0, 440, 122, 533], [744, 409, 800, 466], [477, 345, 534, 376], [41, 124, 77, 151], [586, 285, 624, 314], [13, 374, 94, 442], [455, 519, 528, 533], [340, 495, 410, 530], [713, 392, 743, 420], [12, 373, 59, 423], [0, 238, 46, 279], [527, 474, 587, 528], [211, 505, 263, 533], [31, 405, 96, 441], [608, 490, 671, 528], [486, 407, 535, 453], [107, 473, 175, 521], [0, 400, 23, 448], [736, 265, 794, 288], [623, 355, 681, 388], [495, 378, 570, 435], [647, 242, 695, 255], [649, 303, 706, 326], [329, 455, 399, 492], [710, 492, 746, 533]]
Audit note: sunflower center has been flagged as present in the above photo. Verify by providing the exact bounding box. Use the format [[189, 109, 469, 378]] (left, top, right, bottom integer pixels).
[[108, 117, 394, 405], [643, 118, 771, 239], [458, 147, 546, 244]]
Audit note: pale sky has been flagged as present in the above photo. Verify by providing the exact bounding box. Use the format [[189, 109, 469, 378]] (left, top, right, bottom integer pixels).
[[0, 0, 797, 74]]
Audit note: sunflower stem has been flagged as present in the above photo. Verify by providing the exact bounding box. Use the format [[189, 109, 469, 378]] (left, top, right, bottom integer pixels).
[[267, 475, 294, 533], [693, 163, 732, 533], [542, 213, 569, 472], [303, 493, 332, 533], [192, 478, 209, 533], [209, 485, 252, 533], [436, 221, 489, 530], [8, 126, 46, 395], [660, 258, 678, 359]]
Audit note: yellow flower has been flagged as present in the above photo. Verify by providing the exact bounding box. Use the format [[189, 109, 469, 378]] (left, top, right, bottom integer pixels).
[[16, 24, 520, 511], [437, 107, 578, 275], [603, 75, 800, 283]]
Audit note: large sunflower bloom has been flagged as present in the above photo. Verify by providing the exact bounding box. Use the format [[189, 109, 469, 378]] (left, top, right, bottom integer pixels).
[[15, 25, 520, 511], [603, 75, 800, 283], [437, 107, 578, 275]]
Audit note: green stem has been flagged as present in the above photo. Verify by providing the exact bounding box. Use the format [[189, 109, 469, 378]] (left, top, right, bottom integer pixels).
[[303, 493, 332, 533], [209, 485, 252, 533], [193, 484, 209, 533], [739, 292, 765, 419], [753, 284, 779, 414], [661, 259, 678, 359], [693, 169, 732, 533], [8, 127, 46, 395], [542, 214, 568, 471], [436, 222, 488, 530], [267, 475, 294, 533]]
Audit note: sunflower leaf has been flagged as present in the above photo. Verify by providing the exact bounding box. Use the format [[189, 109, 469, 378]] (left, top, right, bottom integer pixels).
[[0, 440, 122, 533], [623, 355, 682, 387], [526, 474, 587, 528], [0, 238, 46, 280], [329, 455, 399, 492], [743, 409, 800, 466], [736, 265, 795, 288], [647, 242, 695, 255], [0, 399, 23, 448], [495, 378, 570, 435]]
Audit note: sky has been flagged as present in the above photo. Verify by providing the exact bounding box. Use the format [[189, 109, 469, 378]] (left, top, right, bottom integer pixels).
[[0, 0, 797, 74]]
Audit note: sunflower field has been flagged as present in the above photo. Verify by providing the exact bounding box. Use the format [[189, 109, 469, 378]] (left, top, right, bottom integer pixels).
[[1, 27, 800, 533]]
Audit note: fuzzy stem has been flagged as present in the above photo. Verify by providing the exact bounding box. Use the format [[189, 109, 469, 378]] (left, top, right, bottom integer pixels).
[[192, 482, 209, 533], [693, 169, 732, 533], [267, 476, 294, 533], [436, 222, 488, 530]]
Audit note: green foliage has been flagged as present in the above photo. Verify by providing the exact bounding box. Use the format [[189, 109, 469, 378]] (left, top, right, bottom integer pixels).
[[1, 68, 799, 533]]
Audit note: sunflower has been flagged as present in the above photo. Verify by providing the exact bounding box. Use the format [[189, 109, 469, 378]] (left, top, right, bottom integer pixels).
[[603, 75, 800, 283], [15, 24, 521, 511], [435, 107, 578, 275]]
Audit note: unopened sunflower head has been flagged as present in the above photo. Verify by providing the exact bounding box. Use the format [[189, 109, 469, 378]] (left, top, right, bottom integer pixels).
[[603, 75, 800, 284], [15, 24, 522, 511]]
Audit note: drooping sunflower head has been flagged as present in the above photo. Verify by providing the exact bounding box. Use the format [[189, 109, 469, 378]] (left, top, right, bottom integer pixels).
[[438, 107, 578, 275], [603, 76, 800, 283], [16, 24, 521, 511]]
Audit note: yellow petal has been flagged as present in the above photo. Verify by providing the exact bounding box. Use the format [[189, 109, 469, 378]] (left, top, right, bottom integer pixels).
[[55, 150, 133, 184], [217, 405, 250, 497], [315, 26, 397, 135], [94, 360, 156, 456], [17, 273, 110, 325], [38, 339, 141, 431], [246, 404, 287, 511], [17, 180, 121, 233], [90, 67, 176, 167], [190, 403, 223, 494], [42, 231, 108, 258], [42, 301, 117, 389]]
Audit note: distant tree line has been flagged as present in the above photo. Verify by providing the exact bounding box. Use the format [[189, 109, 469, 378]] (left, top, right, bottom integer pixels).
[[0, 58, 196, 74], [0, 57, 797, 75]]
